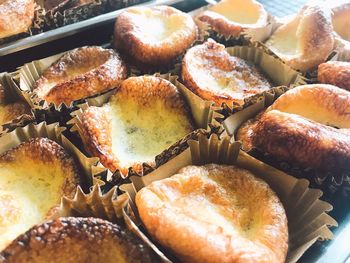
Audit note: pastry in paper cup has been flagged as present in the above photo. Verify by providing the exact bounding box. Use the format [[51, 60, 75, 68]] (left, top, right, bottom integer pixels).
[[181, 39, 306, 113], [68, 73, 218, 182], [224, 84, 350, 198], [16, 46, 127, 114], [0, 121, 106, 251], [114, 133, 336, 263], [192, 0, 276, 43], [0, 73, 34, 133]]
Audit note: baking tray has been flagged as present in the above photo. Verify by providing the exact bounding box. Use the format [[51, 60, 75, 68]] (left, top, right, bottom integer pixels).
[[0, 0, 185, 57]]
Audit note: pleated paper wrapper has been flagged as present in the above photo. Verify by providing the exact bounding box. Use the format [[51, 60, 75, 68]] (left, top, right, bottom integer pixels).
[[222, 97, 350, 198], [59, 133, 337, 263], [68, 73, 221, 183]]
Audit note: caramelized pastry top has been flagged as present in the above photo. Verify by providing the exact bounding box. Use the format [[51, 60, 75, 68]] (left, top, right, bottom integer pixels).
[[81, 76, 194, 174], [318, 61, 350, 92], [34, 46, 127, 106], [0, 217, 160, 263], [0, 138, 82, 250], [0, 0, 35, 39], [182, 39, 271, 106], [136, 164, 288, 263]]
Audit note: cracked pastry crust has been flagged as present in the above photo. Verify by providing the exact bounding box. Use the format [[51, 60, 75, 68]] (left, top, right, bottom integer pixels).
[[0, 84, 32, 126], [196, 0, 268, 38], [34, 46, 127, 106], [318, 61, 350, 92], [252, 110, 350, 174], [0, 0, 35, 39], [265, 4, 334, 72], [0, 217, 160, 263], [0, 138, 82, 251], [136, 164, 288, 263], [80, 76, 194, 174], [113, 6, 197, 66], [182, 39, 272, 106]]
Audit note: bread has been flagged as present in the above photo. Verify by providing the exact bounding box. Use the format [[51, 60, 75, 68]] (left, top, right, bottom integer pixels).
[[196, 0, 268, 38], [113, 6, 197, 66], [265, 4, 334, 72], [136, 164, 288, 263], [0, 217, 160, 263], [331, 2, 350, 46], [80, 76, 194, 174], [34, 46, 127, 106], [0, 0, 35, 39], [318, 61, 350, 91], [0, 138, 82, 250], [182, 39, 272, 106]]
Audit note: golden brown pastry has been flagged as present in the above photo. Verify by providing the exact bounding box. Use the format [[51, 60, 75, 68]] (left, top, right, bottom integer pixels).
[[196, 0, 268, 38], [0, 0, 35, 39], [0, 217, 160, 263], [34, 46, 127, 106], [113, 6, 197, 66], [0, 83, 32, 126], [81, 76, 194, 174], [251, 110, 350, 174], [318, 61, 350, 91], [182, 39, 272, 106], [0, 138, 82, 250], [331, 1, 350, 50], [136, 164, 288, 263], [265, 4, 334, 72]]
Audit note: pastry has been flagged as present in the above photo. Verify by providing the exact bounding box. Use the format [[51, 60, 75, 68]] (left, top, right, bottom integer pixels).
[[331, 1, 350, 51], [0, 138, 82, 250], [80, 76, 194, 174], [0, 83, 32, 126], [196, 0, 268, 38], [34, 46, 127, 106], [182, 39, 272, 106], [136, 164, 288, 263], [0, 217, 159, 263], [265, 4, 334, 72], [318, 61, 350, 91], [0, 0, 35, 39], [113, 6, 197, 66]]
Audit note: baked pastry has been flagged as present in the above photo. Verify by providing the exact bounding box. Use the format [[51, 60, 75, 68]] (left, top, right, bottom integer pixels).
[[113, 6, 197, 66], [318, 61, 350, 91], [331, 2, 350, 50], [34, 46, 127, 106], [80, 76, 194, 174], [236, 84, 350, 173], [182, 39, 272, 106], [251, 110, 350, 174], [0, 83, 32, 126], [0, 0, 35, 39], [0, 138, 82, 250], [0, 217, 159, 263], [265, 4, 334, 72], [136, 164, 288, 263], [196, 0, 268, 38]]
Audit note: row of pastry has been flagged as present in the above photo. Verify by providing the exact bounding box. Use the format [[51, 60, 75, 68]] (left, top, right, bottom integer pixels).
[[0, 1, 348, 263]]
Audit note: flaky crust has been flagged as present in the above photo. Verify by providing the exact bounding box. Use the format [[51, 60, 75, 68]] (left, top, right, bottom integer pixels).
[[136, 164, 288, 263], [114, 6, 197, 66], [182, 39, 272, 106], [0, 0, 34, 39], [197, 0, 268, 38], [81, 76, 194, 174], [267, 84, 350, 128], [0, 217, 159, 263], [318, 61, 350, 91], [34, 46, 127, 106], [265, 4, 334, 72], [252, 110, 350, 174]]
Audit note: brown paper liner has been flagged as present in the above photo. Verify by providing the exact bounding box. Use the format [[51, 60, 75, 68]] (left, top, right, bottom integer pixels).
[[0, 73, 35, 133], [60, 133, 336, 263], [0, 121, 106, 186], [68, 73, 220, 183], [222, 96, 350, 199]]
